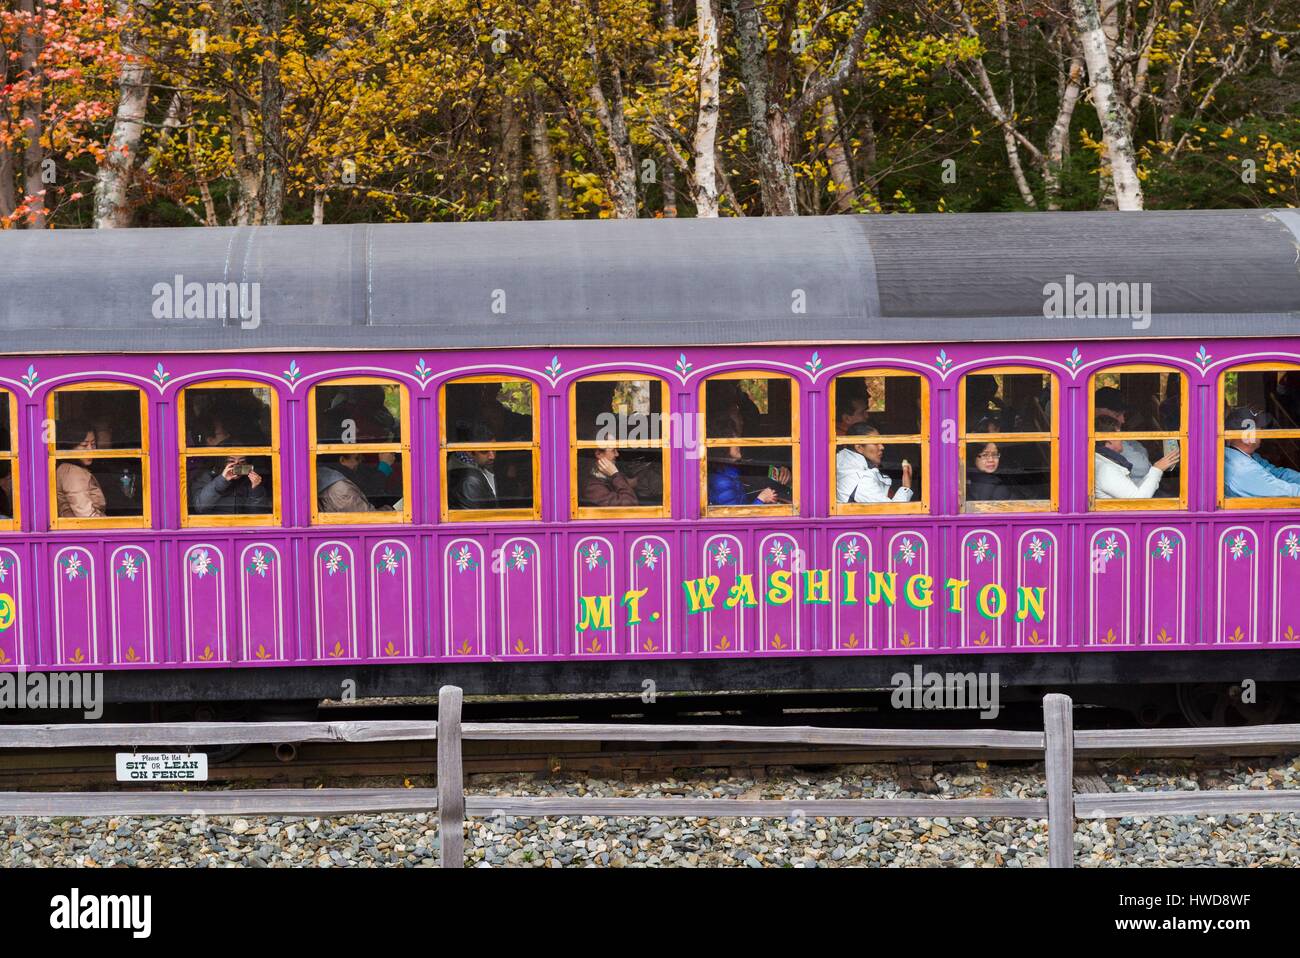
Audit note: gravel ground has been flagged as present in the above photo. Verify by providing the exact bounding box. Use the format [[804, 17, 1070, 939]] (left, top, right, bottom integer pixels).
[[3, 755, 1300, 867]]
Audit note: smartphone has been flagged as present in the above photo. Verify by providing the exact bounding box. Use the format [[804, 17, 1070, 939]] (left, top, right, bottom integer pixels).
[[230, 462, 253, 477]]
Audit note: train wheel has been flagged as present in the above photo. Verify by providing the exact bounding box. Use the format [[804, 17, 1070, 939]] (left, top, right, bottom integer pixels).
[[1175, 682, 1285, 727]]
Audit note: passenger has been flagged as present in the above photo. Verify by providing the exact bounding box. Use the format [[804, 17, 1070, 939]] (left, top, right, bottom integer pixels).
[[90, 418, 139, 515], [191, 455, 270, 514], [966, 440, 1018, 502], [448, 426, 500, 510], [579, 448, 639, 508], [1094, 387, 1152, 481], [836, 422, 913, 504], [55, 420, 107, 519], [708, 425, 789, 505], [1223, 407, 1300, 498], [0, 470, 12, 520], [1094, 418, 1179, 499], [318, 453, 384, 513], [835, 390, 870, 435], [189, 414, 270, 515]]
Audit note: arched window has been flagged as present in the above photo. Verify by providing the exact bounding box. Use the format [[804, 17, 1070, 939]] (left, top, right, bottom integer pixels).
[[700, 372, 798, 517], [960, 367, 1057, 513], [1219, 362, 1300, 509], [48, 382, 149, 530], [0, 390, 18, 531], [571, 374, 670, 519], [179, 380, 280, 527], [440, 376, 540, 521], [309, 378, 411, 524], [1088, 365, 1187, 510], [831, 370, 927, 514]]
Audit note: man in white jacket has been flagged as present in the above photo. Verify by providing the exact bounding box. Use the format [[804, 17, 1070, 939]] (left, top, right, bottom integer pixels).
[[1094, 387, 1153, 481], [836, 423, 914, 503], [1094, 418, 1179, 499]]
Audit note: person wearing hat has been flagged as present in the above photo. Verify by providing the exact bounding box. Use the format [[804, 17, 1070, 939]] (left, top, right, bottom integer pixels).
[[1224, 406, 1300, 498], [1094, 417, 1179, 499], [1094, 387, 1153, 482]]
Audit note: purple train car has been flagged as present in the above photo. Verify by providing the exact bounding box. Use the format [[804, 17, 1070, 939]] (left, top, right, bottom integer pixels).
[[1, 208, 1299, 725]]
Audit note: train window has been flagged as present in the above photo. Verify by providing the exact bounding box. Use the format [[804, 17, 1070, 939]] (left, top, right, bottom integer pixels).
[[1088, 367, 1187, 510], [441, 377, 540, 521], [831, 371, 927, 514], [571, 376, 669, 519], [960, 369, 1056, 512], [1219, 364, 1300, 509], [701, 374, 798, 517], [309, 379, 410, 524], [0, 391, 17, 531], [48, 383, 150, 530], [179, 382, 280, 527]]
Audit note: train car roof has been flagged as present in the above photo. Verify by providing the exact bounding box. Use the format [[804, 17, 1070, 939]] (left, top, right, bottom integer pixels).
[[1, 208, 1297, 353]]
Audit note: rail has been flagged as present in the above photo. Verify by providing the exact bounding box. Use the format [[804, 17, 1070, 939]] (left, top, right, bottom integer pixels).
[[2, 688, 1300, 867]]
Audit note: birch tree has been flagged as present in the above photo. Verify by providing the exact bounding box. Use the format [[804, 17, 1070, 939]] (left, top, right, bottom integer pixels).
[[1070, 0, 1144, 209]]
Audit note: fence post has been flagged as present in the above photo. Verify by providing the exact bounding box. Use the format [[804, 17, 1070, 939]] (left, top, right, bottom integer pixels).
[[438, 685, 465, 868], [1042, 693, 1075, 868]]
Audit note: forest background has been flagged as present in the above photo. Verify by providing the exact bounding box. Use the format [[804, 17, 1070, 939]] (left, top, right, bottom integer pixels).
[[1, 0, 1295, 229]]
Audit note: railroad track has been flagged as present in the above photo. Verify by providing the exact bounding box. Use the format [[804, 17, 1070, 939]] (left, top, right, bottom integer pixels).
[[0, 693, 1294, 789]]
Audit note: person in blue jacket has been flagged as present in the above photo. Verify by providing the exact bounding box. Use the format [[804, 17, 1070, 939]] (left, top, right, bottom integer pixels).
[[708, 424, 790, 505], [1224, 406, 1300, 498]]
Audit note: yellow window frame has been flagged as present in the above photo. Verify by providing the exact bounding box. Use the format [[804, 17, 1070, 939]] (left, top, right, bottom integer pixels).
[[0, 389, 19, 532], [47, 382, 151, 531], [1218, 361, 1300, 511], [830, 369, 929, 516], [958, 365, 1059, 514], [570, 373, 671, 520], [178, 379, 282, 528], [1087, 364, 1188, 512], [308, 377, 412, 525], [699, 370, 800, 519], [439, 374, 542, 523]]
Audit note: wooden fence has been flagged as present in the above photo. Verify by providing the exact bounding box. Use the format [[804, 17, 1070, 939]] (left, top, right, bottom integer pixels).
[[2, 688, 1300, 867]]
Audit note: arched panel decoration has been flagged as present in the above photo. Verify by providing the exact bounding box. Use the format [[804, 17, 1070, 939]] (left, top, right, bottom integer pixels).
[[830, 369, 928, 515], [1218, 362, 1300, 511], [178, 379, 281, 528], [444, 538, 487, 657], [699, 372, 799, 518], [571, 374, 671, 520], [959, 367, 1057, 513], [1088, 529, 1131, 647], [1087, 365, 1187, 512], [309, 377, 411, 525], [440, 376, 541, 522]]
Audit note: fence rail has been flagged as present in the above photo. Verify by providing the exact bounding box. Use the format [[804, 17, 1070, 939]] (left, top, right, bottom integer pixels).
[[1, 687, 1298, 868]]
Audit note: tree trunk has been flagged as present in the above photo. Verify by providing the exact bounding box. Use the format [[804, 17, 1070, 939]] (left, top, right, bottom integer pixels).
[[19, 0, 46, 228], [1044, 53, 1084, 211], [0, 41, 15, 221], [95, 0, 153, 228], [586, 57, 638, 218], [692, 0, 721, 217], [659, 0, 678, 217], [1071, 0, 1144, 210], [528, 91, 561, 219], [256, 0, 286, 225], [730, 0, 797, 215], [497, 92, 525, 220], [818, 96, 855, 213]]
